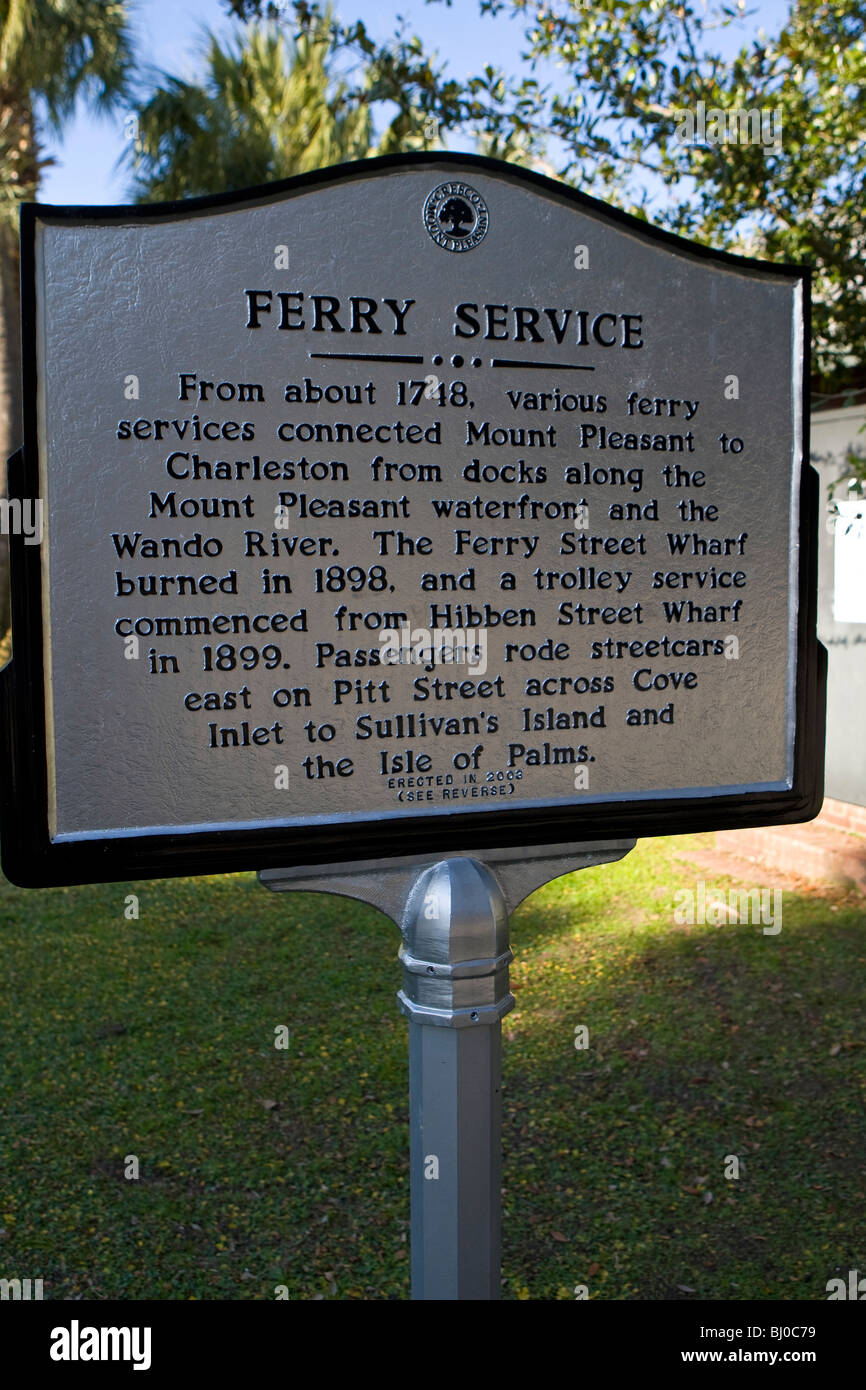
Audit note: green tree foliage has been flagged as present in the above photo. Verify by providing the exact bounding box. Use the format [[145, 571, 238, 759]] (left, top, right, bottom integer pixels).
[[0, 1, 133, 638], [127, 10, 442, 202], [224, 0, 467, 154], [0, 0, 132, 218]]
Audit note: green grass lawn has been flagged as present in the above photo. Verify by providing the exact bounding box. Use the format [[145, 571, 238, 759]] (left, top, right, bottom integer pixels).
[[0, 832, 863, 1301]]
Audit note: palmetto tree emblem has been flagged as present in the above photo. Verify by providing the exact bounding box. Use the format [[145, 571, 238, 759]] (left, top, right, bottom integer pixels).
[[423, 182, 490, 251], [438, 197, 473, 237]]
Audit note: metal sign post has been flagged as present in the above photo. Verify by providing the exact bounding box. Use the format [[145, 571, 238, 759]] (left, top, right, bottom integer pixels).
[[260, 837, 634, 1299]]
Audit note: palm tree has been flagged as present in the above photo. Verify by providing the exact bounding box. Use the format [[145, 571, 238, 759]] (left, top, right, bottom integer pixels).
[[127, 14, 434, 202], [0, 0, 134, 640]]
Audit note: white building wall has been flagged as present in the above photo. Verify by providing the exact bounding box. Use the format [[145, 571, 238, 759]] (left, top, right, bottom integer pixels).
[[811, 405, 866, 807]]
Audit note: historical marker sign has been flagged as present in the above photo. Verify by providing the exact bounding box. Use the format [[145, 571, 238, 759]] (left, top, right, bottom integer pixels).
[[0, 153, 825, 886]]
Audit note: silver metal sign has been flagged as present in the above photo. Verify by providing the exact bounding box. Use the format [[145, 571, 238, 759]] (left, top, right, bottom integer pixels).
[[1, 153, 824, 885]]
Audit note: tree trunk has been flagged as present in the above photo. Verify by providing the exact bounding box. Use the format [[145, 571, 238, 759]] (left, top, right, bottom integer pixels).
[[0, 214, 22, 641], [0, 89, 39, 649]]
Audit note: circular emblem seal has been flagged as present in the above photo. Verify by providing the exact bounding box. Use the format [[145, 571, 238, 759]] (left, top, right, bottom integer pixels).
[[423, 181, 489, 252]]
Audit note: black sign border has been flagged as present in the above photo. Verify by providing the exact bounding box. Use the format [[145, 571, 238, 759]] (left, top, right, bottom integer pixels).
[[1, 151, 826, 887]]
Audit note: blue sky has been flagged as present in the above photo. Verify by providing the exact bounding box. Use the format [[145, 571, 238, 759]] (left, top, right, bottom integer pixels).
[[38, 0, 791, 207], [38, 0, 530, 204]]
